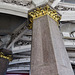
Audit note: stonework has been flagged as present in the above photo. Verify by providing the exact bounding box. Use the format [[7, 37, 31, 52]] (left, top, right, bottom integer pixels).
[[0, 49, 12, 75], [31, 15, 74, 75], [0, 58, 9, 75]]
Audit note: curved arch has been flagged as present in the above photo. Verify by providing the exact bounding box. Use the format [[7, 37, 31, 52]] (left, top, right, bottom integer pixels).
[[7, 67, 30, 72], [9, 58, 30, 65], [0, 2, 29, 18]]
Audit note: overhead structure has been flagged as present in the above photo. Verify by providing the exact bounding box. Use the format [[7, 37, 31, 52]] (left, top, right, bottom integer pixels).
[[51, 0, 61, 8], [59, 11, 75, 21], [32, 0, 48, 6], [0, 2, 29, 18], [0, 0, 75, 21]]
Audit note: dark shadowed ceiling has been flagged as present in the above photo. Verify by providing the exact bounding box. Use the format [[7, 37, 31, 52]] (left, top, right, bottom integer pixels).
[[0, 13, 26, 35]]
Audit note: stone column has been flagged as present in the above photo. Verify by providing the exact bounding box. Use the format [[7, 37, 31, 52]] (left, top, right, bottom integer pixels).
[[0, 49, 12, 75], [30, 5, 74, 75]]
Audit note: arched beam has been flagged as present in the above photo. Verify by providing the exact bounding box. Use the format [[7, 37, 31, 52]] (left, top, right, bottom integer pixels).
[[12, 45, 31, 54], [0, 2, 29, 18], [51, 0, 61, 8], [9, 58, 30, 65], [32, 0, 48, 6], [7, 67, 30, 72]]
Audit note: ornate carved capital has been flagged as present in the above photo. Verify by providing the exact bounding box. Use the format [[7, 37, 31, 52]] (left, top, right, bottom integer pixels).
[[28, 5, 61, 29], [0, 49, 13, 61]]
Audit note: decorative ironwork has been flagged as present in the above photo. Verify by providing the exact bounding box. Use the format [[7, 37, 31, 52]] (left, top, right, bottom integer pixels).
[[2, 0, 32, 7], [28, 5, 61, 29]]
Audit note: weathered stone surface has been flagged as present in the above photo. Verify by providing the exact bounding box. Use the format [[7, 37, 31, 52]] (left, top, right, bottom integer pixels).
[[0, 58, 9, 75], [31, 15, 74, 75], [0, 49, 12, 75]]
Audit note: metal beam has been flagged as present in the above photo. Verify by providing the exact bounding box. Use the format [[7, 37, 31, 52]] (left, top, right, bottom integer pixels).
[[12, 45, 31, 54], [58, 2, 75, 9], [51, 0, 61, 8], [9, 58, 30, 65], [59, 11, 75, 21], [7, 66, 30, 72], [68, 52, 75, 58], [7, 28, 29, 49], [32, 0, 48, 6]]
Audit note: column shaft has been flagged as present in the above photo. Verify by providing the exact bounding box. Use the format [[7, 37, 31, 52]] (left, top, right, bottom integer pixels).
[[31, 15, 74, 75]]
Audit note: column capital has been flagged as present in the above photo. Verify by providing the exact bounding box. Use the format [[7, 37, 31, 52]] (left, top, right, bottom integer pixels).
[[0, 49, 13, 61], [28, 4, 61, 29]]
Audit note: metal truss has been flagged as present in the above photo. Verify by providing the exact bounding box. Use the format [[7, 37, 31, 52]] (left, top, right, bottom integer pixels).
[[7, 66, 30, 72], [9, 58, 30, 65]]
